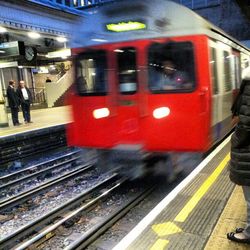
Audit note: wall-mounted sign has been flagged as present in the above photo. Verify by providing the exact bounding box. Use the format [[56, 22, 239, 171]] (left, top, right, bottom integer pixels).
[[46, 48, 71, 58], [106, 21, 147, 32], [0, 41, 25, 57]]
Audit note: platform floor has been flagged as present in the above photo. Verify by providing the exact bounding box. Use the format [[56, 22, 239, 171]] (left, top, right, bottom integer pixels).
[[0, 106, 72, 137], [113, 136, 249, 250]]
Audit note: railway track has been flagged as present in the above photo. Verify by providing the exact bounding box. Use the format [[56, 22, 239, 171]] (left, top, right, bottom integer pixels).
[[0, 174, 119, 249], [0, 163, 94, 212], [11, 179, 154, 250], [0, 149, 81, 185], [0, 149, 82, 200]]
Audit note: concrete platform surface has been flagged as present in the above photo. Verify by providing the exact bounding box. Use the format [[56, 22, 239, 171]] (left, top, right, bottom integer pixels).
[[0, 106, 72, 137]]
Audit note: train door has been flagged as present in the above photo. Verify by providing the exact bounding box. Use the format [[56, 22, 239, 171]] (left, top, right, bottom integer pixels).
[[216, 42, 234, 137], [113, 46, 141, 146], [145, 38, 210, 151], [209, 40, 221, 142]]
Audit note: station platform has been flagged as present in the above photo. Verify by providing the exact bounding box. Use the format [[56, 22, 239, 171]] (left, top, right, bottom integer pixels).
[[113, 136, 249, 250], [0, 106, 72, 138]]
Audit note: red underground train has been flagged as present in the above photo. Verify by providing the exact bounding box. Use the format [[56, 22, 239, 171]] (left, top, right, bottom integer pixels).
[[67, 0, 250, 176]]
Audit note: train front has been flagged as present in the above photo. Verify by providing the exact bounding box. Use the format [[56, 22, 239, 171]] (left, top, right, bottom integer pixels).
[[67, 0, 211, 163]]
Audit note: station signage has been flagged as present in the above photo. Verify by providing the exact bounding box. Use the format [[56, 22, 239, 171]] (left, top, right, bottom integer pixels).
[[0, 41, 25, 57], [106, 21, 147, 32]]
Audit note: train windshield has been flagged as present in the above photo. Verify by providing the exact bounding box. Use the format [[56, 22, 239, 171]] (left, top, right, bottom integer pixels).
[[75, 50, 107, 95], [148, 42, 195, 93]]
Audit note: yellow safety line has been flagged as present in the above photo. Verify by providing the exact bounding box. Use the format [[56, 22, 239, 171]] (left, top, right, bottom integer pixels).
[[150, 239, 169, 250], [174, 153, 230, 222]]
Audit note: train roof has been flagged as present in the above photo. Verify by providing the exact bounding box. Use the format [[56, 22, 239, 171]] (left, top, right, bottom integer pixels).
[[71, 0, 250, 53]]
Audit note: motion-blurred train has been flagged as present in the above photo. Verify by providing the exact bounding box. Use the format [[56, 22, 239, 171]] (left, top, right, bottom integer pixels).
[[67, 0, 250, 174]]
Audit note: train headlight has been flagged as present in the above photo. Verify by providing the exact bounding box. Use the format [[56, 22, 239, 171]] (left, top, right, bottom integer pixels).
[[93, 108, 110, 119], [153, 107, 170, 119]]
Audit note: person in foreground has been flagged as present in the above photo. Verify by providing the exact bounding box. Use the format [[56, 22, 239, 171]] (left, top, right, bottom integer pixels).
[[227, 67, 250, 244]]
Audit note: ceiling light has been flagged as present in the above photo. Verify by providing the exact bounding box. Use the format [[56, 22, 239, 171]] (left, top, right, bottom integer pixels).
[[0, 26, 7, 33], [28, 32, 41, 39], [57, 37, 67, 43]]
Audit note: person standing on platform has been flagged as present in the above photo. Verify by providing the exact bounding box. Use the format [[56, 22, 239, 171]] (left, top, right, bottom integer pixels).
[[7, 80, 21, 126], [46, 77, 52, 83], [16, 80, 33, 124], [227, 67, 250, 244]]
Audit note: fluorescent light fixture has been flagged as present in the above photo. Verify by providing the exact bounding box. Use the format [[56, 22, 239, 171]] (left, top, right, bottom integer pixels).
[[0, 26, 7, 33], [0, 50, 5, 54], [93, 108, 110, 119], [28, 32, 41, 39], [46, 49, 71, 58], [106, 21, 146, 32], [56, 37, 67, 43], [153, 107, 170, 119]]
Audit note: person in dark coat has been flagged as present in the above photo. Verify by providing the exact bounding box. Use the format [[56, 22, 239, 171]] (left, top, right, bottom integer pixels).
[[6, 80, 21, 126], [227, 68, 250, 244], [16, 80, 33, 124]]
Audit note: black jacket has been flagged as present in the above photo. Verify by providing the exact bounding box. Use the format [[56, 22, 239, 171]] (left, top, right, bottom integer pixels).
[[7, 86, 19, 108], [230, 79, 250, 186], [16, 87, 32, 104]]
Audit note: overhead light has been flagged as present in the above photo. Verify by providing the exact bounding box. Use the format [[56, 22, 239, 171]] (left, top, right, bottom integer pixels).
[[61, 56, 68, 59], [0, 50, 5, 54], [28, 32, 41, 39], [46, 49, 71, 58], [56, 37, 67, 43], [0, 26, 7, 33]]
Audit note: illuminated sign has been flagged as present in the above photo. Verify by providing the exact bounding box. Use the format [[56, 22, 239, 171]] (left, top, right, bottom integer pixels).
[[106, 21, 146, 32], [0, 41, 25, 57], [46, 49, 71, 58]]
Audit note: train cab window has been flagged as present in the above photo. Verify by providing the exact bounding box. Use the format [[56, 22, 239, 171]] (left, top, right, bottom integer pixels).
[[148, 42, 195, 93], [210, 47, 219, 94], [117, 47, 137, 94], [75, 50, 107, 95], [223, 51, 232, 92]]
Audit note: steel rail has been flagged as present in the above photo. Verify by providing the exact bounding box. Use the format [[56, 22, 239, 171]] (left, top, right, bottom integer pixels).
[[65, 186, 155, 250], [0, 149, 81, 183], [0, 163, 94, 212], [0, 174, 119, 250], [0, 155, 80, 191]]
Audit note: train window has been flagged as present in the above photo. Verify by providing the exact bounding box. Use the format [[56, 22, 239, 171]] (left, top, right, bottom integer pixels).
[[117, 47, 137, 94], [210, 47, 219, 94], [75, 50, 107, 96], [148, 42, 195, 93], [223, 51, 232, 92]]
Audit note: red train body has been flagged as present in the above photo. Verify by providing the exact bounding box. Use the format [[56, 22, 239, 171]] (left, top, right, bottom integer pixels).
[[67, 0, 250, 156]]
